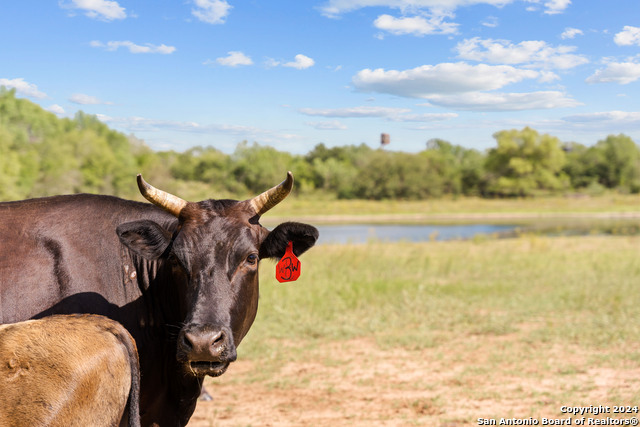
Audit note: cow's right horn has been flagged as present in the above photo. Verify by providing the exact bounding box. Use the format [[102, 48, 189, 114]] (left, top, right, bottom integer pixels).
[[137, 174, 188, 217]]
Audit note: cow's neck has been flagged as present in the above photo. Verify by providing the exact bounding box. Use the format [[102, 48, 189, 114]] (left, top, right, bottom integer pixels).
[[124, 251, 203, 426], [121, 250, 183, 329]]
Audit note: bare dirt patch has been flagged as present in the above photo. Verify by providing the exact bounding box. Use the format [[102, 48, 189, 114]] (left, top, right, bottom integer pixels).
[[187, 336, 640, 426]]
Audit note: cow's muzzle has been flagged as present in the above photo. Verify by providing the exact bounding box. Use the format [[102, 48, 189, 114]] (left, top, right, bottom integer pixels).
[[177, 325, 237, 377]]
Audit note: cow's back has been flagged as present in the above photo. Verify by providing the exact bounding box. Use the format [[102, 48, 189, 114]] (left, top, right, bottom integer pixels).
[[0, 314, 140, 427], [0, 193, 173, 323]]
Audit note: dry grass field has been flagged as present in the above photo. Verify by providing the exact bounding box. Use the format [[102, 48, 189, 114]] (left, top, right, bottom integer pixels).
[[187, 236, 640, 426], [190, 338, 639, 426]]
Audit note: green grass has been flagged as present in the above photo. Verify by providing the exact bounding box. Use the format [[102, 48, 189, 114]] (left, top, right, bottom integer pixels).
[[240, 235, 640, 361], [266, 193, 640, 223]]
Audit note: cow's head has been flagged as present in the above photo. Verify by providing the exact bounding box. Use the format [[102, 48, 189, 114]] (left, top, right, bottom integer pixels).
[[116, 172, 318, 377]]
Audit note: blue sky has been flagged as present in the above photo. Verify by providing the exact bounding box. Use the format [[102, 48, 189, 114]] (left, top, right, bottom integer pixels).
[[1, 0, 640, 154]]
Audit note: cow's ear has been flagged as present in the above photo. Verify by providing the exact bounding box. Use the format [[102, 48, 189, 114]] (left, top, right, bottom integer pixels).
[[259, 222, 319, 259], [116, 220, 172, 260]]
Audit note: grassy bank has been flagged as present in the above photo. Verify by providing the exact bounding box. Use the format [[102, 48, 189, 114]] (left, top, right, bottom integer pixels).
[[279, 193, 640, 215], [262, 193, 640, 228]]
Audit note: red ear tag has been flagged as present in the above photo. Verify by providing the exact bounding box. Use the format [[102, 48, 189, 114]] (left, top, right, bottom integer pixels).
[[276, 241, 301, 283]]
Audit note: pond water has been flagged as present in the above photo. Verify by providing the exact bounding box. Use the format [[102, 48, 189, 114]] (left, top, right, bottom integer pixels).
[[316, 224, 517, 244]]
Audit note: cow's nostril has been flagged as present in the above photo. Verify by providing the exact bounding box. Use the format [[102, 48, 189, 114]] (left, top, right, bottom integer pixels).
[[181, 332, 195, 351], [212, 330, 225, 345], [210, 330, 227, 354]]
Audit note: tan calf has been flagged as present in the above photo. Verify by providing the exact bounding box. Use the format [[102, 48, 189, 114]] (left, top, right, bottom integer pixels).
[[0, 314, 140, 427]]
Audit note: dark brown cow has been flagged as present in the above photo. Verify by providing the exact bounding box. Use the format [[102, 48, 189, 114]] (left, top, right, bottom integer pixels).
[[0, 172, 318, 426], [0, 314, 140, 427]]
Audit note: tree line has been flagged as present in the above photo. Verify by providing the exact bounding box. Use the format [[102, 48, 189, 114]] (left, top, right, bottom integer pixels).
[[2, 87, 640, 202]]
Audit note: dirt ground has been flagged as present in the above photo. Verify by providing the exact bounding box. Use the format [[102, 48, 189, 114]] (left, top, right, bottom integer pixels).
[[187, 336, 640, 427]]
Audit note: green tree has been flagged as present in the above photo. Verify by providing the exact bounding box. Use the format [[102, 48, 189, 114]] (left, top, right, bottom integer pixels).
[[232, 141, 294, 194], [562, 135, 640, 193], [305, 143, 372, 198], [593, 134, 640, 192], [484, 127, 567, 197], [0, 88, 156, 200], [353, 151, 444, 200], [0, 125, 22, 200], [423, 139, 485, 196], [169, 146, 236, 193]]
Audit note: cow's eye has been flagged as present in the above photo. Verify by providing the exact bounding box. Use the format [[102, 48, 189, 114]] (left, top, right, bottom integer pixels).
[[246, 254, 259, 265]]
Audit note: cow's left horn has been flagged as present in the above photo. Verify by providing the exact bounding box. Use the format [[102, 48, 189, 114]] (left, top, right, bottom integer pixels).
[[137, 174, 188, 217], [249, 171, 293, 216]]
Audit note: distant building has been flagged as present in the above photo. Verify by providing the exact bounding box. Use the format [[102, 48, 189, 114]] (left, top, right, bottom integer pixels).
[[380, 133, 390, 147]]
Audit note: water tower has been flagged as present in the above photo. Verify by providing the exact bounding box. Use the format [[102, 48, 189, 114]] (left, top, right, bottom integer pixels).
[[380, 133, 390, 147]]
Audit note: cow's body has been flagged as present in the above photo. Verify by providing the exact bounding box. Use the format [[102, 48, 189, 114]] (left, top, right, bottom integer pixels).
[[0, 173, 318, 426], [0, 194, 169, 320], [0, 314, 140, 427]]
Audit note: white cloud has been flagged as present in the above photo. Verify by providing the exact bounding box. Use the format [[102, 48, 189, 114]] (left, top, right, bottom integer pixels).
[[537, 70, 560, 83], [482, 16, 499, 28], [352, 62, 540, 98], [69, 93, 113, 105], [561, 27, 583, 39], [564, 111, 640, 123], [97, 115, 302, 145], [543, 0, 570, 14], [560, 111, 640, 134], [113, 117, 205, 132], [264, 58, 281, 68], [60, 0, 126, 21], [318, 0, 514, 18], [319, 0, 515, 41], [95, 113, 113, 122], [614, 26, 640, 46], [300, 106, 411, 118], [47, 104, 66, 115], [283, 54, 315, 69], [455, 38, 588, 69], [216, 51, 253, 67], [299, 106, 457, 122], [373, 14, 458, 36], [306, 121, 348, 130], [267, 55, 315, 69], [0, 78, 47, 99], [391, 112, 458, 122], [424, 91, 581, 111], [192, 0, 231, 24], [586, 61, 640, 85], [90, 40, 176, 54], [523, 0, 571, 15]]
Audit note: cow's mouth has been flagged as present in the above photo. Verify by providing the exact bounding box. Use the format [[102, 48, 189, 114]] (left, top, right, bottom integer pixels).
[[188, 361, 230, 377]]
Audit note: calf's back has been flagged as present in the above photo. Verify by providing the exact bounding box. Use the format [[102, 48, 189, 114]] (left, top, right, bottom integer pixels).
[[0, 314, 140, 427]]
